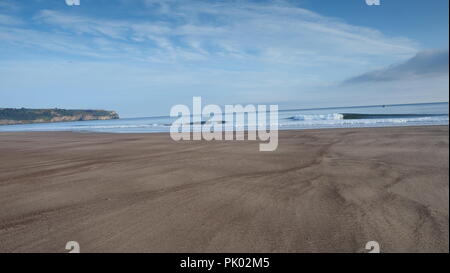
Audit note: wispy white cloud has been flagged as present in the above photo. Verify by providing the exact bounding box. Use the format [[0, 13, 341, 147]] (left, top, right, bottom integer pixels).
[[0, 0, 21, 11], [3, 0, 418, 68], [0, 14, 24, 25]]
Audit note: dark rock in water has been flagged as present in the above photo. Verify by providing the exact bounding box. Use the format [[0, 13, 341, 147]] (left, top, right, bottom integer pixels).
[[187, 120, 226, 125]]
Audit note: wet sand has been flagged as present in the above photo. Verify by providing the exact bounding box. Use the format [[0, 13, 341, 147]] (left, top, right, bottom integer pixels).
[[0, 126, 448, 253]]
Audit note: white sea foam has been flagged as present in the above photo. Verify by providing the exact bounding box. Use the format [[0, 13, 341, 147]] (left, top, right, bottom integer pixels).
[[75, 124, 169, 129], [287, 113, 344, 121], [279, 116, 449, 128]]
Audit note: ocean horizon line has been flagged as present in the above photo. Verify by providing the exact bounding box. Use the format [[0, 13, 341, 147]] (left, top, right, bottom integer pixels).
[[120, 101, 449, 120]]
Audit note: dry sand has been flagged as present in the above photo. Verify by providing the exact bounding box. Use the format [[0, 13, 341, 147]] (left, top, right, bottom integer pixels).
[[0, 126, 448, 253]]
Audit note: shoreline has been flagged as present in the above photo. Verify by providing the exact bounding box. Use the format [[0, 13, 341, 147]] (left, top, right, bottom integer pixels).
[[0, 123, 448, 134], [0, 126, 448, 252]]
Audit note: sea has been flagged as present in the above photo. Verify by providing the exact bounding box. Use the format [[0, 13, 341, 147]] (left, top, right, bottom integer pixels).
[[0, 102, 448, 133]]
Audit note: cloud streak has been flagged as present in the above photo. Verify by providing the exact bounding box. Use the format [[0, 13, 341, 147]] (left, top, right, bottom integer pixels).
[[0, 13, 23, 25], [2, 0, 418, 68], [344, 50, 449, 84]]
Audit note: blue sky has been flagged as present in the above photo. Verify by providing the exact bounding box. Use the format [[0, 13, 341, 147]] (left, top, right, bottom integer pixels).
[[0, 0, 448, 117]]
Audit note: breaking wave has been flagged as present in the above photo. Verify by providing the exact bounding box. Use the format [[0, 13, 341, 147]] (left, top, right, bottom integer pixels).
[[287, 113, 447, 121], [287, 113, 344, 121]]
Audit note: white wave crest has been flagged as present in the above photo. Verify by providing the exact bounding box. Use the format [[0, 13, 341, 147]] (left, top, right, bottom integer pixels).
[[288, 113, 344, 121]]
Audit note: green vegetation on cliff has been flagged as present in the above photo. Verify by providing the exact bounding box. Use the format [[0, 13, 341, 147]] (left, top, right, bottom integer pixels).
[[0, 108, 119, 125]]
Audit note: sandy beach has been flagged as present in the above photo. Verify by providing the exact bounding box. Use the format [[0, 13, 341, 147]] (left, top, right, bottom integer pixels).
[[0, 126, 448, 253]]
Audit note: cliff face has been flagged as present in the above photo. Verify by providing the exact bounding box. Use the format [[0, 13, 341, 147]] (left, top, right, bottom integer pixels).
[[0, 108, 119, 125]]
